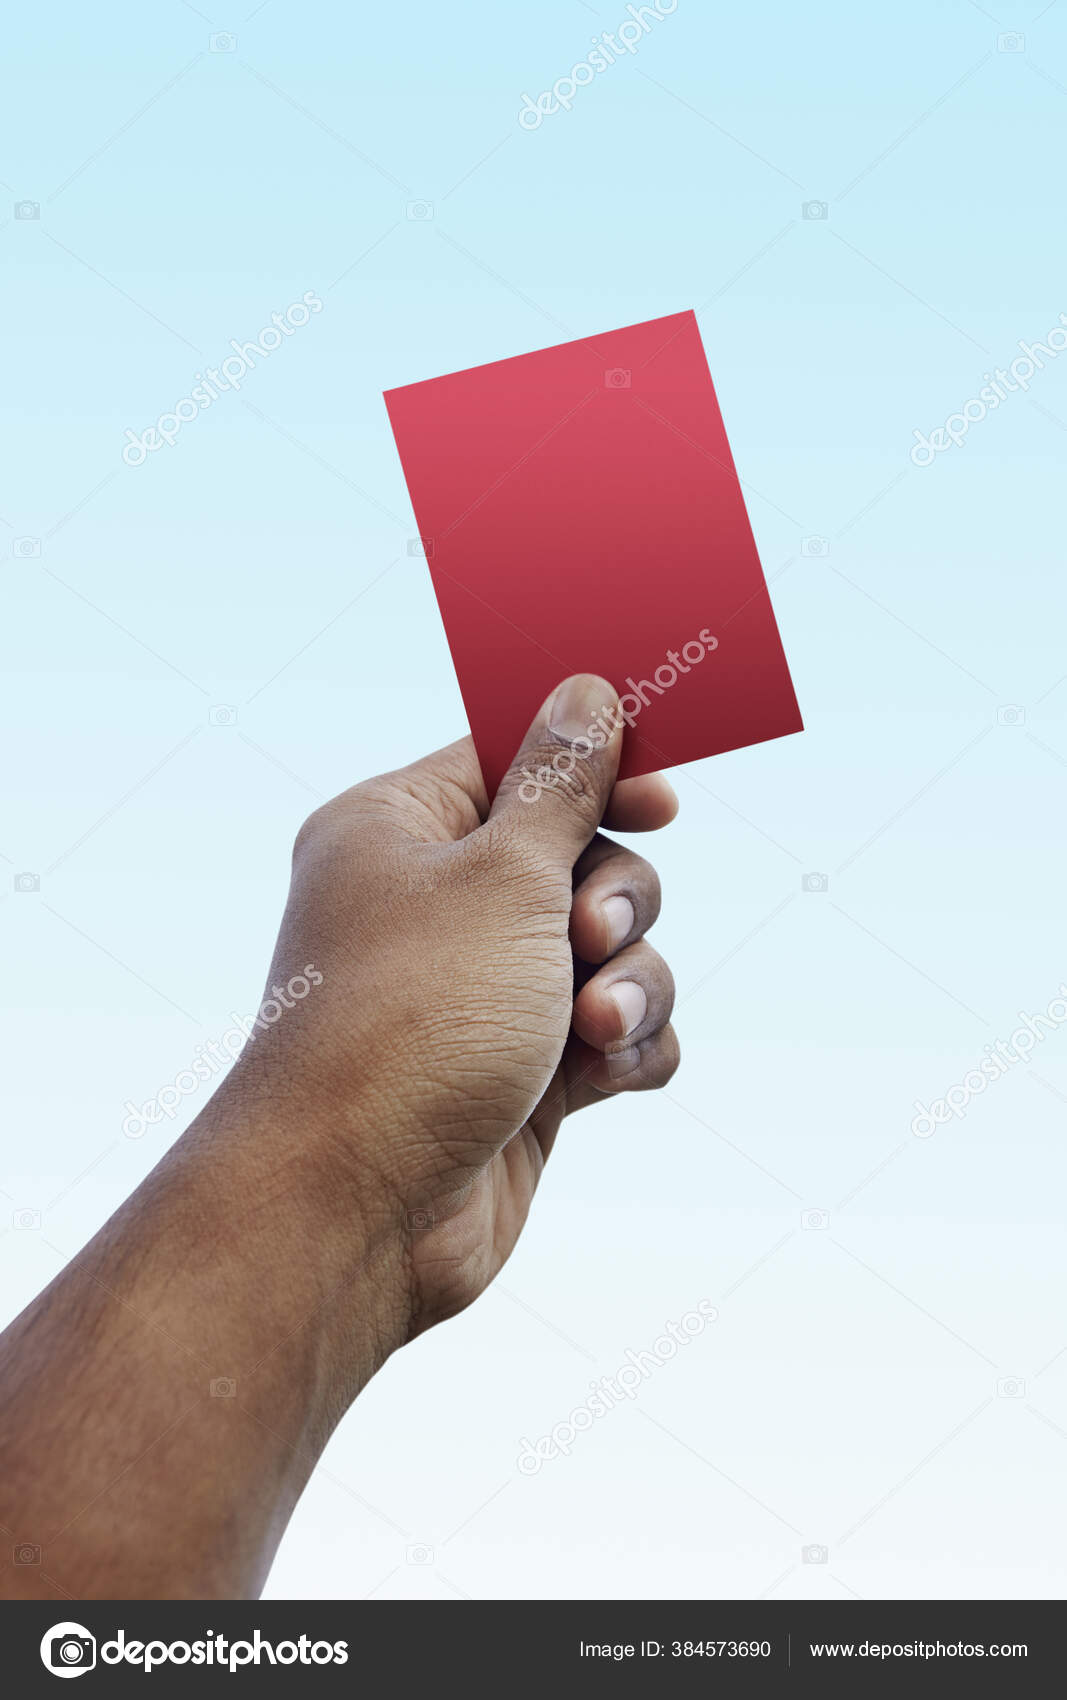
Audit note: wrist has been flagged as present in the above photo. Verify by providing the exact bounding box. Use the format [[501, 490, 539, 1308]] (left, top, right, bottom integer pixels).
[[171, 1071, 416, 1406]]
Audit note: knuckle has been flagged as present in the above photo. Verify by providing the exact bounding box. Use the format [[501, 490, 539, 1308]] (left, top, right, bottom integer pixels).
[[292, 803, 331, 863], [629, 943, 674, 1012], [595, 848, 661, 925], [657, 1027, 681, 1084], [518, 738, 604, 819], [622, 848, 658, 894], [642, 862, 663, 923], [292, 792, 364, 865], [614, 854, 658, 903]]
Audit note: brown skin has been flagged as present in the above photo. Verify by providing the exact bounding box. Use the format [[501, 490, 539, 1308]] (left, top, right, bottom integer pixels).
[[0, 675, 680, 1599]]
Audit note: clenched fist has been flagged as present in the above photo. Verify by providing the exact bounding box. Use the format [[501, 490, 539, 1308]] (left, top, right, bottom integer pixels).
[[241, 672, 680, 1332]]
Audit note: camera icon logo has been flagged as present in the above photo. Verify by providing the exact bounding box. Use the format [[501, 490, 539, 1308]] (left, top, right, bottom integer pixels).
[[407, 536, 434, 558], [802, 1543, 828, 1564], [15, 200, 40, 220], [208, 704, 237, 727], [802, 200, 829, 220], [210, 31, 237, 52], [406, 1543, 434, 1565], [210, 1376, 237, 1397], [14, 1542, 41, 1564], [802, 872, 828, 894], [802, 1208, 830, 1231], [997, 32, 1024, 53], [407, 1207, 434, 1231], [407, 200, 434, 220], [13, 1208, 41, 1230], [14, 537, 41, 558], [14, 872, 40, 893], [997, 704, 1025, 727], [40, 1622, 97, 1678], [996, 1376, 1025, 1399], [604, 368, 632, 389], [802, 535, 829, 557]]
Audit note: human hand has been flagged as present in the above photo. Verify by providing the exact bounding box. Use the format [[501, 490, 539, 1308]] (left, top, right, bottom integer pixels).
[[0, 674, 682, 1601], [236, 673, 680, 1337]]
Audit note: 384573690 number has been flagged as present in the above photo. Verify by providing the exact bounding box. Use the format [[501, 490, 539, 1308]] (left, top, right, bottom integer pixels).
[[670, 1641, 772, 1658]]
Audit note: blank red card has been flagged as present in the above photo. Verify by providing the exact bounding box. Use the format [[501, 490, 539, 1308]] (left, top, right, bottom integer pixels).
[[384, 309, 802, 796]]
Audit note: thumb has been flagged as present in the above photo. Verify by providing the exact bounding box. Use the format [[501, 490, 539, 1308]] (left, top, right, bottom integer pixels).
[[490, 674, 622, 864]]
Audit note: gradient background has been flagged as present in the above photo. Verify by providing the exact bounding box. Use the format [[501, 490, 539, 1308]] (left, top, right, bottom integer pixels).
[[3, 0, 1067, 1602]]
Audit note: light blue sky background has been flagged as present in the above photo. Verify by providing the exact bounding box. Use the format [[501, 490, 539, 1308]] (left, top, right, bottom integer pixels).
[[3, 0, 1067, 1600]]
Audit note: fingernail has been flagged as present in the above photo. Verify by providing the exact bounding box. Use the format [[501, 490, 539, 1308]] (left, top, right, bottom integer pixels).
[[602, 894, 634, 952], [607, 1045, 641, 1078], [610, 980, 646, 1037], [549, 674, 618, 745]]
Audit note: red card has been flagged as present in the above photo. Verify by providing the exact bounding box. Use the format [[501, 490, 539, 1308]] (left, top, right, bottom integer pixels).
[[384, 309, 802, 796]]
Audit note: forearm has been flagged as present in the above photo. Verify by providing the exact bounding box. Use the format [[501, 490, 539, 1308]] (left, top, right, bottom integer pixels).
[[0, 1077, 411, 1600]]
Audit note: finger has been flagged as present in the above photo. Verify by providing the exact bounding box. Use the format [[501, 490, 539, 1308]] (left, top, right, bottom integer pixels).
[[489, 675, 622, 867], [564, 1023, 681, 1105], [602, 772, 679, 834], [570, 836, 662, 964], [571, 940, 675, 1051]]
